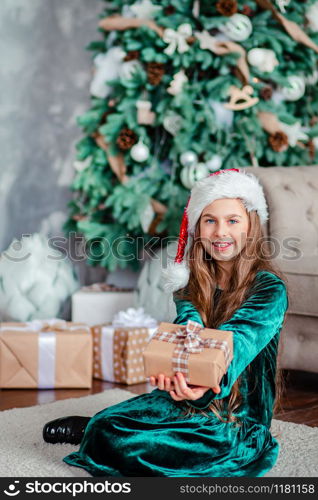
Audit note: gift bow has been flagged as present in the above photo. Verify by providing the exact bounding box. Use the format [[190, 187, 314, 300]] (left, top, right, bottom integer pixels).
[[0, 318, 84, 333], [175, 321, 210, 353], [163, 23, 192, 55], [29, 318, 68, 332], [175, 321, 230, 363], [112, 307, 157, 328]]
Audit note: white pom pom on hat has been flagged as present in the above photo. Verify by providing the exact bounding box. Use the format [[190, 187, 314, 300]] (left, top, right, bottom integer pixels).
[[161, 168, 268, 294]]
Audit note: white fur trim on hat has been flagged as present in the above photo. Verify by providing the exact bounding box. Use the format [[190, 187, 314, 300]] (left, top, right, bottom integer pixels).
[[187, 169, 268, 234], [161, 261, 190, 294], [160, 238, 192, 294]]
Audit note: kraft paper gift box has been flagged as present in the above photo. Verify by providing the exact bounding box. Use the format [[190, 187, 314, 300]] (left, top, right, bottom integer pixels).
[[72, 283, 136, 326], [0, 319, 92, 389], [91, 307, 158, 385], [143, 320, 233, 388]]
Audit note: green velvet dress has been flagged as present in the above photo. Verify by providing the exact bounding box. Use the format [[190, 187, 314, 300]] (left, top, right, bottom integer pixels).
[[63, 271, 288, 477]]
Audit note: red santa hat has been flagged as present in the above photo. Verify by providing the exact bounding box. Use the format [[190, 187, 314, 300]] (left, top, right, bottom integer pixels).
[[162, 168, 268, 293]]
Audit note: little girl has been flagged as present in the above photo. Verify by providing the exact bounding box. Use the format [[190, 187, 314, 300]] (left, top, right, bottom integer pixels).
[[43, 168, 288, 477]]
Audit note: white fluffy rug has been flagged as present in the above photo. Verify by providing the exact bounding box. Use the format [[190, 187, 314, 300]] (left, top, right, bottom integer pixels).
[[1, 388, 317, 477]]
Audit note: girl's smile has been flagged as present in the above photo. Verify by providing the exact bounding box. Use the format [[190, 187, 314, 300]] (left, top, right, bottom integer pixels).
[[212, 241, 234, 252]]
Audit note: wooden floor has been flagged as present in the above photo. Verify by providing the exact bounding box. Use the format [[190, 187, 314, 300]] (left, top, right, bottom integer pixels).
[[1, 369, 317, 427]]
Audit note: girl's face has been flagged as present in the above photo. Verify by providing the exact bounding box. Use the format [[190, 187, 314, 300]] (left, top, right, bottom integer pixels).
[[199, 198, 249, 262]]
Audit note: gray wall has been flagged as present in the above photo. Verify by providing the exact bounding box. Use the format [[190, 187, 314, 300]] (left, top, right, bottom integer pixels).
[[0, 0, 139, 288]]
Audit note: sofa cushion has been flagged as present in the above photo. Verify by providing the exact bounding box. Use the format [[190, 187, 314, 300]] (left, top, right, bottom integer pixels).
[[284, 272, 318, 317], [278, 314, 318, 372]]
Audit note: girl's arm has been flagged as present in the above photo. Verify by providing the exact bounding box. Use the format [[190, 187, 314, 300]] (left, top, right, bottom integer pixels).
[[173, 294, 205, 327], [187, 272, 288, 409]]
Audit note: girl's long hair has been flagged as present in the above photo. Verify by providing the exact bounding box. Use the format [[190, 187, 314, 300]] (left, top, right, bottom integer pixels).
[[174, 204, 289, 427]]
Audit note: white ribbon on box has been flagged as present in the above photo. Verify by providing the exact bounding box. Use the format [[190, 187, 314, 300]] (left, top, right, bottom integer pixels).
[[100, 308, 158, 382], [1, 318, 89, 388]]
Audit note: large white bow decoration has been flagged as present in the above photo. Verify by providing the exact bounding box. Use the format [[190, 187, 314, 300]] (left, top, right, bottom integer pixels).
[[112, 307, 157, 328]]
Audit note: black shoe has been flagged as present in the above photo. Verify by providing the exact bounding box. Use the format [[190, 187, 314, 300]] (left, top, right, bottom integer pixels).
[[42, 416, 91, 445]]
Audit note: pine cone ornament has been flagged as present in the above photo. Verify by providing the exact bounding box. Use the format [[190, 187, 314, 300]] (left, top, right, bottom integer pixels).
[[197, 69, 207, 80], [124, 51, 140, 62], [164, 5, 176, 15], [147, 62, 165, 85], [216, 0, 238, 16], [268, 131, 289, 152], [116, 128, 138, 150], [260, 86, 273, 101], [240, 5, 254, 16]]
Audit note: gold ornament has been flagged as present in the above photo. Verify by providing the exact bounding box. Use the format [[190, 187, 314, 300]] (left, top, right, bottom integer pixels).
[[195, 31, 249, 84], [167, 69, 188, 96], [224, 85, 259, 111], [98, 14, 164, 37], [136, 100, 156, 125], [93, 132, 129, 184]]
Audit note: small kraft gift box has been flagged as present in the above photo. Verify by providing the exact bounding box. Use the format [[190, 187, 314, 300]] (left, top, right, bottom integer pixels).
[[0, 318, 92, 389], [71, 283, 136, 326], [91, 307, 158, 385], [143, 320, 233, 387]]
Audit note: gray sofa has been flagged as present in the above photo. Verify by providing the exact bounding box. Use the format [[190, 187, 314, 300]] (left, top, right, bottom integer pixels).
[[135, 166, 318, 374], [244, 166, 318, 373]]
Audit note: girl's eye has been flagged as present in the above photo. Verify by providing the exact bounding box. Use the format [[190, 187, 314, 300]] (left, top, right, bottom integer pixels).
[[206, 219, 238, 224]]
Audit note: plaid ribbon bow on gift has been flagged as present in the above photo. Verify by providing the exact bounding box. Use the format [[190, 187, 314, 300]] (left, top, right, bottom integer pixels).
[[152, 319, 231, 383]]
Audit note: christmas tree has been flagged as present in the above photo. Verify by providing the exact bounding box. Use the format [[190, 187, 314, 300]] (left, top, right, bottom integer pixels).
[[65, 0, 318, 272]]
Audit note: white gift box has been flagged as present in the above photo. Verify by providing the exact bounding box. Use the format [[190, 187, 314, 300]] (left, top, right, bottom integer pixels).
[[72, 283, 136, 326]]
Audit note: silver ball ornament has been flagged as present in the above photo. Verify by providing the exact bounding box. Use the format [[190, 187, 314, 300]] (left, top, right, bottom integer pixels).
[[280, 75, 305, 101], [180, 151, 198, 167], [220, 14, 252, 42], [180, 163, 209, 189], [130, 139, 149, 162], [206, 155, 222, 172]]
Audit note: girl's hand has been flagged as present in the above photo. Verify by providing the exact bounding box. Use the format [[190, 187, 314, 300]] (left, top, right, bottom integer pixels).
[[170, 372, 221, 401], [149, 373, 174, 392], [149, 372, 221, 401]]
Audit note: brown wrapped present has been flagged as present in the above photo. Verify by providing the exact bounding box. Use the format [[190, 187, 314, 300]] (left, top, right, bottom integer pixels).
[[91, 322, 157, 385], [0, 319, 92, 389], [143, 320, 233, 387]]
